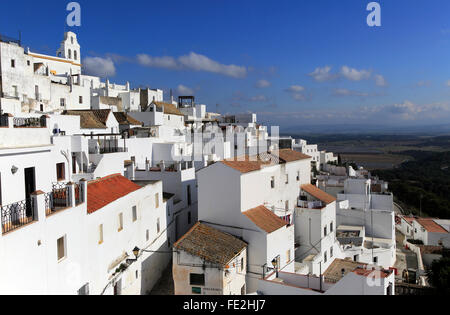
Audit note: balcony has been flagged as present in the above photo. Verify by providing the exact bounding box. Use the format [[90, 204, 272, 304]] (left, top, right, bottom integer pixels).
[[297, 199, 326, 210], [1, 199, 35, 234]]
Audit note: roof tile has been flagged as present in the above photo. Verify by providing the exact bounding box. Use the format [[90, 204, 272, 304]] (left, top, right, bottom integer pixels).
[[301, 184, 336, 205], [174, 222, 247, 266], [87, 174, 142, 213], [243, 205, 288, 233]]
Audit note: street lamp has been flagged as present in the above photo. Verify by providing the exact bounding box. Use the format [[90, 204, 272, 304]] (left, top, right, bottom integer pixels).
[[271, 257, 279, 278], [132, 246, 140, 259], [126, 246, 141, 264]]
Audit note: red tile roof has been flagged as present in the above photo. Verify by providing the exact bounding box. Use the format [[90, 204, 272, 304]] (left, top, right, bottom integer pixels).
[[87, 174, 142, 214], [277, 149, 311, 162], [416, 218, 448, 233], [301, 184, 337, 205], [353, 267, 392, 279], [174, 222, 247, 266], [221, 149, 311, 174], [243, 205, 288, 233]]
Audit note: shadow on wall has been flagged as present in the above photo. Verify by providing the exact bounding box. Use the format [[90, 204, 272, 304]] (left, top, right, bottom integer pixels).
[[140, 242, 172, 295]]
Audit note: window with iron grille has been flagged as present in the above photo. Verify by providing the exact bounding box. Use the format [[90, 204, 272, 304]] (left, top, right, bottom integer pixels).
[[190, 273, 205, 286]]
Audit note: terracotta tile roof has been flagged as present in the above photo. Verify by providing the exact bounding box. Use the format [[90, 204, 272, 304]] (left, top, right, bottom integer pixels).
[[87, 174, 142, 214], [152, 101, 184, 116], [221, 149, 309, 174], [63, 109, 113, 129], [353, 267, 392, 279], [277, 149, 311, 162], [221, 156, 272, 174], [243, 205, 288, 233], [174, 222, 247, 266], [416, 218, 448, 233], [113, 112, 143, 126], [323, 258, 393, 282], [301, 184, 336, 205]]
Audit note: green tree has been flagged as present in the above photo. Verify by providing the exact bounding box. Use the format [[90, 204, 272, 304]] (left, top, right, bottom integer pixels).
[[427, 254, 450, 295]]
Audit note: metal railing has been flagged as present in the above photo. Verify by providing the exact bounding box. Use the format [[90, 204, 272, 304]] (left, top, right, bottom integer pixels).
[[74, 183, 84, 206], [13, 117, 46, 128], [50, 183, 71, 211], [1, 198, 35, 234], [89, 147, 128, 154]]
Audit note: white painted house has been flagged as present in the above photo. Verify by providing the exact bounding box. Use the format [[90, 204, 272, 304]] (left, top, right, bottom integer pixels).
[[196, 149, 311, 293], [173, 222, 247, 295]]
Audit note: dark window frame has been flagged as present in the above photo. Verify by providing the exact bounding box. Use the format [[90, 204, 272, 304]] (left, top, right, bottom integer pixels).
[[190, 273, 205, 286]]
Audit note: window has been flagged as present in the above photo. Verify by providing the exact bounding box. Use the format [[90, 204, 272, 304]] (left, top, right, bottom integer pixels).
[[270, 176, 275, 189], [98, 225, 103, 244], [330, 222, 333, 233], [324, 251, 327, 264], [192, 287, 201, 294], [155, 193, 159, 208], [71, 36, 74, 44], [190, 273, 205, 286], [373, 256, 378, 264], [330, 246, 333, 258], [27, 60, 30, 66], [324, 226, 327, 237], [135, 270, 139, 279], [168, 115, 171, 121], [240, 257, 245, 273], [74, 50, 78, 61], [156, 218, 160, 234], [188, 211, 192, 225], [57, 236, 66, 261], [285, 174, 289, 184], [287, 250, 291, 263], [11, 59, 15, 68], [79, 96, 83, 104], [146, 230, 149, 241], [132, 206, 137, 222], [118, 213, 123, 232], [60, 98, 66, 107], [297, 171, 300, 182], [68, 49, 72, 59], [56, 163, 65, 181]]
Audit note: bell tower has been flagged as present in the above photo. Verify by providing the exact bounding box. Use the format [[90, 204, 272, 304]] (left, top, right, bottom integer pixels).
[[56, 31, 81, 62]]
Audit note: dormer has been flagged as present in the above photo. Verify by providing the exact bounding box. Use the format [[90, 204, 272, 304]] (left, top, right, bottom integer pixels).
[[56, 31, 81, 62]]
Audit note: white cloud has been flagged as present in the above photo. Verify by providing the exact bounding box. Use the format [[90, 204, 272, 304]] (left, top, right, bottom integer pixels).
[[82, 57, 116, 78], [285, 85, 305, 93], [374, 74, 387, 87], [340, 66, 371, 81], [137, 54, 178, 69], [137, 52, 247, 78], [176, 84, 194, 95], [255, 79, 271, 88], [249, 95, 268, 102], [285, 85, 307, 101], [308, 66, 335, 82], [333, 88, 369, 97]]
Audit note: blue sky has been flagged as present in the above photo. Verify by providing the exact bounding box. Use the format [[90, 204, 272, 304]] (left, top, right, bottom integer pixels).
[[2, 0, 450, 128]]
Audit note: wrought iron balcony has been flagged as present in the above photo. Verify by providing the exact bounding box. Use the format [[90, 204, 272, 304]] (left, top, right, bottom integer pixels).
[[1, 198, 35, 234]]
